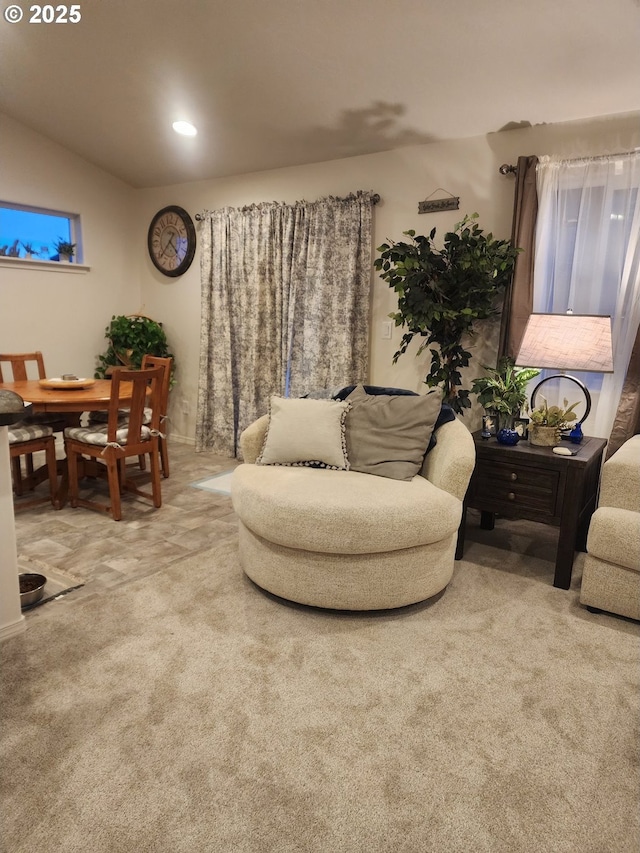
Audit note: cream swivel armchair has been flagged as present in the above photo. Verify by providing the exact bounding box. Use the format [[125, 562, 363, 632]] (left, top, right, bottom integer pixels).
[[580, 435, 640, 620], [231, 387, 475, 610]]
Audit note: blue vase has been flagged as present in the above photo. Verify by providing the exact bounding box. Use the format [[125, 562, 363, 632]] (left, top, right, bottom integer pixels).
[[569, 422, 584, 444], [497, 428, 520, 446]]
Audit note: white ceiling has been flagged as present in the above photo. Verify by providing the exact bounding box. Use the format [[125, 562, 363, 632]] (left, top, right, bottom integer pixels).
[[1, 0, 639, 188]]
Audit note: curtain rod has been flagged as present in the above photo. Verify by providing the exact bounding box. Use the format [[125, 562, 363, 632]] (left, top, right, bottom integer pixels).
[[538, 150, 639, 168], [194, 193, 381, 221], [499, 149, 638, 177]]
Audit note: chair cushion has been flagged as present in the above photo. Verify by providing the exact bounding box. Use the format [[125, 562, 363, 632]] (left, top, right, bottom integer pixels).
[[231, 463, 462, 554], [64, 424, 151, 446], [587, 506, 640, 572], [8, 422, 54, 443]]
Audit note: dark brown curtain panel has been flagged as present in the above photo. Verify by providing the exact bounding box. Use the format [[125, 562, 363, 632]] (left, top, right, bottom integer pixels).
[[498, 155, 539, 360], [606, 320, 640, 459]]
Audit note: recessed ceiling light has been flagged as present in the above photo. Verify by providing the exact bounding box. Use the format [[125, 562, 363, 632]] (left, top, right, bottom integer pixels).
[[172, 121, 197, 137]]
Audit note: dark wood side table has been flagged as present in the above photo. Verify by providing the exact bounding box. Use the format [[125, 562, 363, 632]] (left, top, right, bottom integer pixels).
[[456, 431, 607, 589]]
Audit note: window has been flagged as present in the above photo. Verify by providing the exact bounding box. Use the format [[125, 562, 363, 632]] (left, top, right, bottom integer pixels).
[[533, 152, 640, 438], [0, 202, 82, 262]]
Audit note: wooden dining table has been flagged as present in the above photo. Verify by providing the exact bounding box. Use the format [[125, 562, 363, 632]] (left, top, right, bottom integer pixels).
[[0, 379, 135, 418], [0, 378, 138, 507]]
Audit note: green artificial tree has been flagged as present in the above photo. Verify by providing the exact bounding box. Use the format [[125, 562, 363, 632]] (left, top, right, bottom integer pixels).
[[374, 214, 519, 414]]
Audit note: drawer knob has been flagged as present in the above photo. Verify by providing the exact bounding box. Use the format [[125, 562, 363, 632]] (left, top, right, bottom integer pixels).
[[510, 472, 518, 481], [508, 492, 516, 501]]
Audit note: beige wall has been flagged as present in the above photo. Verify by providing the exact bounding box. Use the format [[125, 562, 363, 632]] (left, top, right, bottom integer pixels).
[[2, 110, 639, 442], [137, 111, 640, 440], [0, 113, 138, 379]]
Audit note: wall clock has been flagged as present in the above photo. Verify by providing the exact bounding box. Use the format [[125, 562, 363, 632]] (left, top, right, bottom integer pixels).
[[147, 205, 196, 277]]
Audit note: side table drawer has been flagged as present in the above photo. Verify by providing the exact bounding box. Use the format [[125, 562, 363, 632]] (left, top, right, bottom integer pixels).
[[470, 459, 561, 517]]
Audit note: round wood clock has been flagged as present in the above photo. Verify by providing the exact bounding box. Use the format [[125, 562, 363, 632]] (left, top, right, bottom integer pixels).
[[147, 205, 196, 277]]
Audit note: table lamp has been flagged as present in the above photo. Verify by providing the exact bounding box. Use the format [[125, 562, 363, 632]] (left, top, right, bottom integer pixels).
[[514, 312, 614, 442]]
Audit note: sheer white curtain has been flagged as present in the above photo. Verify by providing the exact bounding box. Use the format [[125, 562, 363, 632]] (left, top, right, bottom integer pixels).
[[534, 152, 640, 438]]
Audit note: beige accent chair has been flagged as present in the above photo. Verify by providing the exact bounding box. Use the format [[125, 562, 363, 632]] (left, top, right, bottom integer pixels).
[[231, 415, 475, 610], [579, 435, 640, 620]]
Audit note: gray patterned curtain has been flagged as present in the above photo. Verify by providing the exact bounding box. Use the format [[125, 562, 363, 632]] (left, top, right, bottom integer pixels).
[[196, 191, 375, 456]]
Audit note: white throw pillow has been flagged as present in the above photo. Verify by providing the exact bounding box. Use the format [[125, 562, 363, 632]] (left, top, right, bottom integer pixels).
[[257, 396, 350, 470]]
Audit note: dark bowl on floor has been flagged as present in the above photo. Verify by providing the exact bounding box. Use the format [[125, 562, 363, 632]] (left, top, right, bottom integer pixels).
[[19, 573, 47, 608]]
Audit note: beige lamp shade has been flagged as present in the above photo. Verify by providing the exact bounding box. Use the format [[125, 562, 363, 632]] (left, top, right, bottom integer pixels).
[[515, 314, 614, 373]]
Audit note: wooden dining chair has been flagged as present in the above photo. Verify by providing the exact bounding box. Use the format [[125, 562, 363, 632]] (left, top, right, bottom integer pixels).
[[0, 351, 66, 492], [88, 354, 172, 478], [63, 366, 164, 521], [140, 354, 172, 478], [0, 351, 47, 382], [8, 423, 58, 510]]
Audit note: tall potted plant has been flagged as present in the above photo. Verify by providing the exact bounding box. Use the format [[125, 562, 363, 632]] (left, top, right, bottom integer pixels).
[[374, 214, 519, 414]]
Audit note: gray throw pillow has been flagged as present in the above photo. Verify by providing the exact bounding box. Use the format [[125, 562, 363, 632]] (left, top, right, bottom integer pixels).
[[345, 384, 443, 480]]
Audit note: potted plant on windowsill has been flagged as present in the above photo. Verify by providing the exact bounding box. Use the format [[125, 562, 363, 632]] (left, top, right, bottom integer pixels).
[[20, 241, 37, 260], [471, 357, 540, 444], [54, 238, 76, 263], [528, 397, 580, 446]]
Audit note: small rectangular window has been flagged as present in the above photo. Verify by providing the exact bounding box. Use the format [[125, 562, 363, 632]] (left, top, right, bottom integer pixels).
[[0, 202, 82, 263]]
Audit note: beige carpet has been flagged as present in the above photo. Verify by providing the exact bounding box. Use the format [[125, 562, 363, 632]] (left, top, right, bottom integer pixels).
[[1, 534, 639, 853]]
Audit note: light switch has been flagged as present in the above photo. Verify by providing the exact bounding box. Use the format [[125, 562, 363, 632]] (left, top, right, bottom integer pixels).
[[381, 321, 392, 339]]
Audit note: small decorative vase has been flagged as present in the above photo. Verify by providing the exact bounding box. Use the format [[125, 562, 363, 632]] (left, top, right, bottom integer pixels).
[[497, 428, 520, 446], [569, 422, 583, 444], [529, 425, 560, 446], [58, 253, 72, 263]]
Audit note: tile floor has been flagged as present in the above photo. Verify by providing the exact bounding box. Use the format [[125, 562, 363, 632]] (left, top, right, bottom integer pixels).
[[14, 439, 239, 608]]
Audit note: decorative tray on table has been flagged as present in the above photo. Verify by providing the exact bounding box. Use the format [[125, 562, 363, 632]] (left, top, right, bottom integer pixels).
[[38, 377, 97, 390]]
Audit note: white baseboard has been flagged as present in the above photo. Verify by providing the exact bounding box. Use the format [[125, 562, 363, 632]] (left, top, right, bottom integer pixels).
[[169, 433, 196, 446], [0, 615, 26, 642]]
